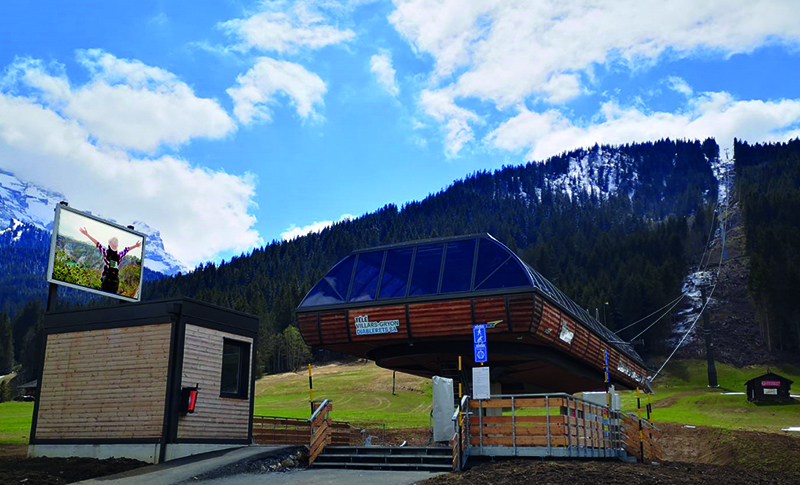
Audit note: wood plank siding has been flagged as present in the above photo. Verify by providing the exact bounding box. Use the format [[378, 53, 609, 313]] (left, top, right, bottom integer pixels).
[[35, 324, 172, 440], [298, 292, 648, 390], [176, 324, 253, 440]]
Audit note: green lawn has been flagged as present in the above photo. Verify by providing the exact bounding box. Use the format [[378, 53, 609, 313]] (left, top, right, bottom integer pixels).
[[254, 362, 432, 428], [0, 402, 34, 445], [619, 360, 800, 432]]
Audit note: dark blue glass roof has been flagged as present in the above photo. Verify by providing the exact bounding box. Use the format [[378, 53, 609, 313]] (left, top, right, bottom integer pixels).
[[298, 234, 642, 365]]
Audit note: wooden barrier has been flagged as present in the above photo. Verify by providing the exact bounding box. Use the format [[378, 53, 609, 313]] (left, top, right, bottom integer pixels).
[[460, 394, 661, 464], [620, 412, 662, 463], [253, 414, 360, 447]]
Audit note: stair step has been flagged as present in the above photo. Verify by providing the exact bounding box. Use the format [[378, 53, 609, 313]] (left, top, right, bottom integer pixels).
[[311, 462, 452, 471], [322, 446, 451, 456], [318, 453, 451, 460]]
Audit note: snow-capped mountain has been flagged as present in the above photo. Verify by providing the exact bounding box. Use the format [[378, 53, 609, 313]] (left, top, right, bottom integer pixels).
[[129, 220, 186, 275], [0, 169, 185, 275], [0, 169, 64, 229]]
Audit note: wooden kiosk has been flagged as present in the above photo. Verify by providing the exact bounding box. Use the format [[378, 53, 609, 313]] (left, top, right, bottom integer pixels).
[[28, 298, 258, 463]]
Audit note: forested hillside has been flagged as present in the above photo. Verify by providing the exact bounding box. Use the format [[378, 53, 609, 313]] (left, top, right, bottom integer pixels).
[[145, 138, 719, 375], [735, 138, 800, 354]]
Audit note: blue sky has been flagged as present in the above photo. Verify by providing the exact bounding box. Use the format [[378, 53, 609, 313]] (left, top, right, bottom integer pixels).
[[1, 1, 800, 269]]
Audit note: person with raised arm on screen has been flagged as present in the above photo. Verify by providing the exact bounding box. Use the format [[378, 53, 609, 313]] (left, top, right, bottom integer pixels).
[[79, 227, 142, 294]]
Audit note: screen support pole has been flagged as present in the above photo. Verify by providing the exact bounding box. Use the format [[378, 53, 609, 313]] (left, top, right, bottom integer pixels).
[[46, 283, 58, 313]]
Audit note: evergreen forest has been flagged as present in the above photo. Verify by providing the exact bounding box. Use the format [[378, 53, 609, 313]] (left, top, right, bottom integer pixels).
[[0, 138, 738, 381], [735, 138, 800, 354]]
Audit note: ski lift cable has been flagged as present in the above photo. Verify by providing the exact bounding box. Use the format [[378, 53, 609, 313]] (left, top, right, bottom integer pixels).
[[649, 282, 717, 382], [699, 200, 720, 271], [629, 292, 688, 341], [651, 210, 727, 383], [615, 291, 688, 333]]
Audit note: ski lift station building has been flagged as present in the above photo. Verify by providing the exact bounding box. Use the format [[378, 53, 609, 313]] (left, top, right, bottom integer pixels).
[[296, 234, 649, 394]]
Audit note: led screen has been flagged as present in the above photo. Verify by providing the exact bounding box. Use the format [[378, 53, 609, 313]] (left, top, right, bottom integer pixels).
[[46, 205, 147, 302]]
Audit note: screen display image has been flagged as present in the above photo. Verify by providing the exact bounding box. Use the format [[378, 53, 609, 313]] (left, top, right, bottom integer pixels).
[[47, 205, 147, 302]]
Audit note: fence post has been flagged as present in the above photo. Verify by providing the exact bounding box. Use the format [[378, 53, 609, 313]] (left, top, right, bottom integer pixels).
[[545, 395, 551, 456], [511, 396, 517, 456], [636, 387, 644, 463]]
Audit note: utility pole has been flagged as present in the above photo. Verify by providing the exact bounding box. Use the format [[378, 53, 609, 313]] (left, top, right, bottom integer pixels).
[[701, 285, 718, 387]]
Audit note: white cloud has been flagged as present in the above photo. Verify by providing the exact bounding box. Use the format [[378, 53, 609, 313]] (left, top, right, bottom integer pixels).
[[667, 76, 693, 97], [0, 58, 260, 268], [419, 88, 479, 157], [487, 92, 800, 161], [370, 51, 399, 96], [281, 214, 354, 240], [227, 57, 327, 124], [389, 0, 800, 154], [220, 2, 355, 53], [6, 50, 235, 153]]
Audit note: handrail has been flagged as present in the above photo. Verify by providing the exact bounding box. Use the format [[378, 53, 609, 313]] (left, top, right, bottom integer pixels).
[[450, 395, 470, 471], [452, 395, 470, 422], [308, 399, 331, 422]]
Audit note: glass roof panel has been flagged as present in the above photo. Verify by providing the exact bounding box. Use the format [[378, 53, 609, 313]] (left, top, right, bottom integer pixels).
[[378, 248, 413, 299], [349, 251, 384, 302], [475, 238, 511, 286], [408, 243, 443, 296], [476, 258, 530, 290], [299, 255, 355, 307], [441, 239, 476, 293]]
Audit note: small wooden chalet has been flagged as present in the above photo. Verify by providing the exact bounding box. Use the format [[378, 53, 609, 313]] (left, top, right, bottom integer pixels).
[[28, 298, 258, 463], [745, 372, 793, 403]]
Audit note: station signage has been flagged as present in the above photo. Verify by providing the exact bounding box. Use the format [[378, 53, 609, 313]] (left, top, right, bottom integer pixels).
[[472, 366, 491, 399], [761, 380, 781, 387], [473, 324, 488, 363], [353, 315, 400, 335]]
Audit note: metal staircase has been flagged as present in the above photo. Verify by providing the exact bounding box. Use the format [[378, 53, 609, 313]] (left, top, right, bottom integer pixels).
[[311, 446, 453, 471]]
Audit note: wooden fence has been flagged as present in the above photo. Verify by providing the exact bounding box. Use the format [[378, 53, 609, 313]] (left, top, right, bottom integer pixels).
[[252, 400, 361, 465]]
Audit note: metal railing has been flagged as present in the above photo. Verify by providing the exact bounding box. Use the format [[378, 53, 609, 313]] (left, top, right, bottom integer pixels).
[[450, 392, 660, 467]]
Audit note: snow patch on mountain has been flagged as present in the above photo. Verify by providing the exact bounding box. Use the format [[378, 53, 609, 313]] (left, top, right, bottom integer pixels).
[[669, 269, 716, 346], [545, 149, 637, 202], [0, 219, 25, 242]]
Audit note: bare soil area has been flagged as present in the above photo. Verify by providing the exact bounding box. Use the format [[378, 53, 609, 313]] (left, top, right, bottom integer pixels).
[[419, 423, 800, 485], [0, 446, 147, 484]]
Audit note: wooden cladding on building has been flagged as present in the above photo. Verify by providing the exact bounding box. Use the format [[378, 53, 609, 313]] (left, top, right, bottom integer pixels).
[[35, 324, 172, 440], [298, 291, 647, 390], [177, 325, 253, 440]]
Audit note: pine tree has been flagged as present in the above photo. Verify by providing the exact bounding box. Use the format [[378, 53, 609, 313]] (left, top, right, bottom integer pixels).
[[0, 312, 13, 374]]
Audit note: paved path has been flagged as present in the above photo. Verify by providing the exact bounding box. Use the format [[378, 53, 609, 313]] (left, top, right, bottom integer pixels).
[[200, 468, 442, 485], [76, 446, 444, 485], [76, 446, 291, 485]]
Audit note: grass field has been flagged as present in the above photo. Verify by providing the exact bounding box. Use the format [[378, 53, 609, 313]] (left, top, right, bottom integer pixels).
[[0, 402, 33, 445], [254, 361, 432, 428], [1, 359, 798, 445], [618, 360, 800, 432]]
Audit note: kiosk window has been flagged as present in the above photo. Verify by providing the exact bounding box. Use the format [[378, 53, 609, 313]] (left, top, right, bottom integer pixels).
[[220, 339, 250, 399]]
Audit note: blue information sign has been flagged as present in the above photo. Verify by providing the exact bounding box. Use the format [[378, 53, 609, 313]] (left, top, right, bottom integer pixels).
[[473, 324, 488, 363]]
